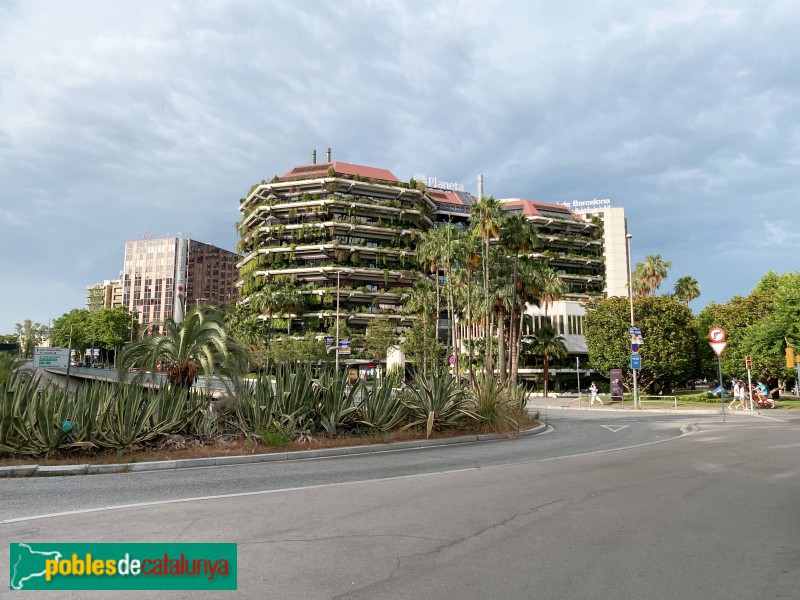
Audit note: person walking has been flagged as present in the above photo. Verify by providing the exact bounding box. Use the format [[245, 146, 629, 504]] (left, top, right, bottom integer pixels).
[[737, 380, 748, 410], [729, 380, 742, 410], [589, 381, 603, 406]]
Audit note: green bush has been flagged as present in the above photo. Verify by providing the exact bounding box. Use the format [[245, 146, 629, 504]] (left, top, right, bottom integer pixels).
[[257, 421, 295, 447]]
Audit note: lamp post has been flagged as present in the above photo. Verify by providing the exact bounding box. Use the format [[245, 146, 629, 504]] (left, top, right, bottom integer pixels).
[[625, 233, 639, 410], [335, 270, 341, 372], [576, 356, 581, 406]]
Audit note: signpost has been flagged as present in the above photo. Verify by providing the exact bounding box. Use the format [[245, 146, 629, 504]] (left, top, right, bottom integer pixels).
[[709, 327, 727, 422], [628, 325, 642, 407], [33, 347, 70, 369], [745, 355, 754, 411]]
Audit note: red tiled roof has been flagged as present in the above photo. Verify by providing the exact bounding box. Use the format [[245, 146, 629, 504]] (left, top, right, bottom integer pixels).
[[500, 199, 581, 219], [426, 189, 465, 205], [281, 161, 399, 183]]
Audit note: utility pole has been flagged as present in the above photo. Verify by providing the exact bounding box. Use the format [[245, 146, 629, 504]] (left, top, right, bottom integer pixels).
[[335, 270, 341, 372], [626, 233, 639, 409]]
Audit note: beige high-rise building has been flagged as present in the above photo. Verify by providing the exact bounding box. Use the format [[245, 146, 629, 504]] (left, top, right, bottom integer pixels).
[[120, 237, 238, 329], [576, 205, 629, 298]]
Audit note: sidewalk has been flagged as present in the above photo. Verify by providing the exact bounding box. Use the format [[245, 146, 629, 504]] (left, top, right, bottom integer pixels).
[[526, 394, 747, 415]]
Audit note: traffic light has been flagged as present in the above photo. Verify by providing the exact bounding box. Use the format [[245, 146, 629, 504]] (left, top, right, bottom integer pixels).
[[786, 347, 796, 369]]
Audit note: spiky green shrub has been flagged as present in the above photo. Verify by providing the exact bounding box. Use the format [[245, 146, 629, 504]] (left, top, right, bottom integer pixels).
[[312, 369, 359, 436], [470, 378, 519, 433], [0, 372, 84, 455], [402, 371, 479, 438], [355, 377, 408, 432], [236, 374, 278, 433]]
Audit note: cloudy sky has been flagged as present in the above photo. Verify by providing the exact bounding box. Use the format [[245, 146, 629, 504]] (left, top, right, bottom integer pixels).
[[1, 0, 799, 334]]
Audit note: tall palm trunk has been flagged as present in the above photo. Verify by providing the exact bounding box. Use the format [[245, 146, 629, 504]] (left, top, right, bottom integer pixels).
[[543, 356, 550, 397], [448, 278, 459, 380], [466, 275, 475, 385], [513, 310, 525, 383], [498, 308, 506, 383], [483, 237, 492, 378], [508, 252, 519, 384]]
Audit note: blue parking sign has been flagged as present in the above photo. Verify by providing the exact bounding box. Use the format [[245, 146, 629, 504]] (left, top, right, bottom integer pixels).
[[630, 353, 641, 370]]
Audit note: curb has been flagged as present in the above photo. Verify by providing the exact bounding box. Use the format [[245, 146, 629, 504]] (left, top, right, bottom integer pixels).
[[0, 423, 547, 479], [529, 404, 756, 416]]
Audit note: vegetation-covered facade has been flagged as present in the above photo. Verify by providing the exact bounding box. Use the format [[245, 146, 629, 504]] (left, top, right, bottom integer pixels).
[[237, 161, 435, 336]]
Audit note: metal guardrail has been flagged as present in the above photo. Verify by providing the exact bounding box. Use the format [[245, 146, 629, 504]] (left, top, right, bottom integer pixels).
[[638, 395, 678, 408]]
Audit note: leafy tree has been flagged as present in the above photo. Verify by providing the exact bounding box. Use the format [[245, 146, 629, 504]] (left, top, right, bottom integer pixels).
[[119, 306, 250, 390], [585, 296, 697, 393], [696, 293, 773, 381], [0, 333, 19, 345], [363, 316, 397, 361], [13, 320, 49, 358], [50, 310, 92, 354], [673, 276, 701, 305]]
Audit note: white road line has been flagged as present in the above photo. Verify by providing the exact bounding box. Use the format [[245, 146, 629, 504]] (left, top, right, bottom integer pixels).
[[1, 424, 699, 525]]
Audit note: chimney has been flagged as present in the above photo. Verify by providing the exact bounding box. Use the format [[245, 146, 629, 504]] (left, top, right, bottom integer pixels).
[[326, 147, 331, 162], [478, 175, 484, 200], [312, 149, 317, 164]]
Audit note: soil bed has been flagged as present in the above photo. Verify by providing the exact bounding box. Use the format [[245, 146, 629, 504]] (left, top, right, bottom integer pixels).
[[1, 415, 540, 467]]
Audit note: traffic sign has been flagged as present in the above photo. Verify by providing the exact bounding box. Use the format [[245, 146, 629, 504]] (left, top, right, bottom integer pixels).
[[745, 355, 752, 370], [630, 353, 641, 370], [631, 342, 640, 354], [710, 341, 727, 356], [708, 327, 726, 343], [449, 355, 456, 366]]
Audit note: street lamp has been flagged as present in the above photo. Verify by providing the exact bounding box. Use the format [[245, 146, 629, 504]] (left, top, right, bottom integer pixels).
[[625, 233, 639, 410], [335, 270, 341, 372]]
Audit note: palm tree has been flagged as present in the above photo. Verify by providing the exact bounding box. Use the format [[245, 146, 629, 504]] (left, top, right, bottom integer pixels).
[[530, 323, 568, 398], [673, 275, 700, 305], [416, 227, 445, 346], [454, 230, 483, 384], [632, 263, 649, 298], [405, 278, 437, 375], [539, 267, 566, 319], [637, 255, 672, 296], [501, 215, 538, 382], [470, 196, 503, 378], [511, 258, 547, 384], [119, 305, 250, 391]]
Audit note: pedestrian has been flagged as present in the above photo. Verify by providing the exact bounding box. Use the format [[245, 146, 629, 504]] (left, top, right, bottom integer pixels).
[[589, 381, 603, 406], [729, 380, 741, 410], [737, 380, 748, 410]]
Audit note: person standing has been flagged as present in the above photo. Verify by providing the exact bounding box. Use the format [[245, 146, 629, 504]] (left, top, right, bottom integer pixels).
[[589, 381, 603, 406]]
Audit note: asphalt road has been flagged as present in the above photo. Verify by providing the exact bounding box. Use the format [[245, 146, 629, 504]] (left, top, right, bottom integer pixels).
[[1, 410, 798, 600], [2, 412, 693, 522]]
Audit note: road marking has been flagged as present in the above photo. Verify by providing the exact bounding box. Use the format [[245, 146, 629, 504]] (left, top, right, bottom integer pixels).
[[0, 424, 700, 526], [601, 425, 630, 433]]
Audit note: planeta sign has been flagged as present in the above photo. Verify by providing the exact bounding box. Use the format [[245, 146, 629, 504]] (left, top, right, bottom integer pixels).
[[413, 173, 465, 192]]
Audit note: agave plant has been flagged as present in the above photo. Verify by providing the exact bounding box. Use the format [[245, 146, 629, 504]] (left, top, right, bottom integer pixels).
[[402, 370, 478, 438], [355, 377, 408, 432], [312, 369, 360, 436], [236, 373, 278, 434], [0, 372, 92, 456]]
